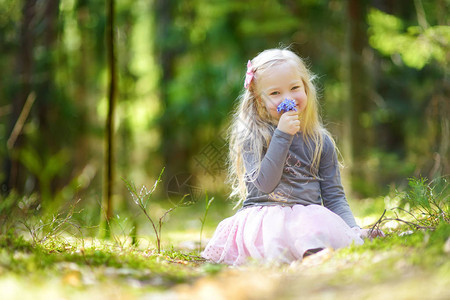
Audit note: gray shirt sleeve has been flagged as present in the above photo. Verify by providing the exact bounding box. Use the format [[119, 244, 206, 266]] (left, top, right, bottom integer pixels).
[[319, 135, 358, 228], [243, 129, 294, 193]]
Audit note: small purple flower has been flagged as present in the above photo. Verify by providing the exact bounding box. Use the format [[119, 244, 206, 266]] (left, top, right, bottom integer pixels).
[[277, 98, 297, 114]]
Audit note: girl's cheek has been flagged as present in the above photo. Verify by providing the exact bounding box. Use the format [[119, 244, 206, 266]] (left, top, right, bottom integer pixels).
[[267, 99, 280, 111], [300, 100, 308, 111]]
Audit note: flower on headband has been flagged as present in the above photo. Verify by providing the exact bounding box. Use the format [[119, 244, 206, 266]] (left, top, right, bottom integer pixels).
[[277, 98, 297, 114], [244, 60, 254, 89]]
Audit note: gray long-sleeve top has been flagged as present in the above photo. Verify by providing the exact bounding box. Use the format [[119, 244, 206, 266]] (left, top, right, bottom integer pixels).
[[242, 128, 358, 228]]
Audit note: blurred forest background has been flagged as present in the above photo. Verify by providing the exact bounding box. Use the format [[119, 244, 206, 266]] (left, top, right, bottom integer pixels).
[[0, 0, 448, 228]]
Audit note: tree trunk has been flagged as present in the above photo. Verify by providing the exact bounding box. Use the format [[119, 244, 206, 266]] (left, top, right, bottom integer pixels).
[[73, 4, 90, 177], [37, 0, 60, 147], [154, 0, 189, 187], [103, 0, 117, 231], [346, 0, 373, 196], [37, 0, 60, 208], [1, 0, 36, 196]]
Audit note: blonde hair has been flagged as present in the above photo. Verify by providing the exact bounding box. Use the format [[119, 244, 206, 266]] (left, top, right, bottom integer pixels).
[[228, 48, 335, 206]]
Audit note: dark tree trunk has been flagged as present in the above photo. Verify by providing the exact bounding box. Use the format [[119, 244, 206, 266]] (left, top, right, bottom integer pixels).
[[2, 0, 36, 196], [103, 0, 117, 226], [37, 0, 60, 150], [348, 0, 371, 157], [346, 0, 373, 196], [154, 0, 189, 187], [37, 0, 60, 208], [73, 4, 90, 176]]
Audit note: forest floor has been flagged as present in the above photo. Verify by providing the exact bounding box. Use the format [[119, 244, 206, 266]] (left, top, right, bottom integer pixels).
[[1, 195, 449, 300]]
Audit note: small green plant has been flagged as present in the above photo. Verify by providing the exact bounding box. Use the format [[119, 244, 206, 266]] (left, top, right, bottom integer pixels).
[[199, 191, 214, 251], [20, 198, 83, 246], [103, 214, 137, 249], [123, 168, 189, 254], [400, 176, 449, 227], [370, 176, 449, 233]]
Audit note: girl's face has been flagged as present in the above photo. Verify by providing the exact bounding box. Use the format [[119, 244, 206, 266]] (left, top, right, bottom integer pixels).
[[257, 61, 307, 121]]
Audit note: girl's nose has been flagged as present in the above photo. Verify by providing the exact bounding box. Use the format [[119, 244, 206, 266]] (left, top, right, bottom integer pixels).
[[283, 95, 296, 104]]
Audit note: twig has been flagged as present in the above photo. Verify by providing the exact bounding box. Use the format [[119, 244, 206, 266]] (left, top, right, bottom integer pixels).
[[158, 207, 176, 253], [7, 92, 36, 150], [369, 209, 386, 237], [141, 206, 161, 252], [414, 0, 429, 30], [20, 220, 38, 243], [379, 217, 435, 231], [392, 207, 430, 227]]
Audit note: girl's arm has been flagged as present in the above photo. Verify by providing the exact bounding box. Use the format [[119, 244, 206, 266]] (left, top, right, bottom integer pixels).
[[319, 135, 358, 228], [243, 129, 294, 193]]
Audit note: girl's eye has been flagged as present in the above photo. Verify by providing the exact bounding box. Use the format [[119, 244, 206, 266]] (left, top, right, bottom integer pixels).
[[270, 91, 280, 96], [292, 86, 301, 90]]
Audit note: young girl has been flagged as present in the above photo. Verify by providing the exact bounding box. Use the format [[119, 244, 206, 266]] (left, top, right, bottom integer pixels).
[[202, 48, 381, 266]]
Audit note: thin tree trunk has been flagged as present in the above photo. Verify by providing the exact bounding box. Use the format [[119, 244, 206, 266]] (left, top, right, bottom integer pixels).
[[103, 0, 117, 231]]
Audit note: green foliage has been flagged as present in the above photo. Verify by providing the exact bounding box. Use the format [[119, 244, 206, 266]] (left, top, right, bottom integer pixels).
[[399, 176, 449, 228], [368, 8, 450, 69], [17, 147, 70, 209], [0, 0, 447, 232]]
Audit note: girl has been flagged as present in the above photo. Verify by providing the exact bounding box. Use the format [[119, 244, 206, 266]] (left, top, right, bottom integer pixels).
[[202, 48, 381, 266]]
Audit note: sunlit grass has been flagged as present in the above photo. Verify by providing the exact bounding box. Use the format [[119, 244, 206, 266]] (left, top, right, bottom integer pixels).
[[0, 177, 449, 299]]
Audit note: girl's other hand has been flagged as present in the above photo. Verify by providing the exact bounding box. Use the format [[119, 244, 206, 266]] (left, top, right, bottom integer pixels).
[[277, 111, 300, 135], [360, 228, 385, 240]]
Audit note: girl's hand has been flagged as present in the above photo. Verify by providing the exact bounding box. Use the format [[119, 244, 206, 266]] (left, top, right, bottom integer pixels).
[[277, 111, 300, 135], [360, 228, 385, 240]]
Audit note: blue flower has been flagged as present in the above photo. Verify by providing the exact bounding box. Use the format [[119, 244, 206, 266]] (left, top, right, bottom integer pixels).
[[277, 98, 297, 114]]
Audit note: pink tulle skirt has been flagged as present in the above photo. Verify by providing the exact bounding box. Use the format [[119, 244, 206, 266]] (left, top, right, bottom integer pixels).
[[202, 205, 364, 265]]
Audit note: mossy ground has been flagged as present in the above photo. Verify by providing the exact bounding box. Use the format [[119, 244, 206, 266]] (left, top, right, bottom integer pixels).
[[0, 195, 449, 300]]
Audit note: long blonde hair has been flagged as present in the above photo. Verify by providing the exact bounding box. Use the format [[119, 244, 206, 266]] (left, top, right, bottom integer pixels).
[[228, 48, 333, 206]]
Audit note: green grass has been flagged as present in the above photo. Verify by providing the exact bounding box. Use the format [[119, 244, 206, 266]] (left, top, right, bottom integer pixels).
[[0, 177, 449, 299]]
